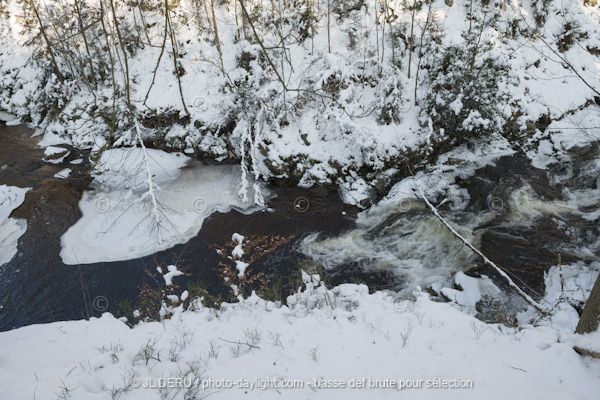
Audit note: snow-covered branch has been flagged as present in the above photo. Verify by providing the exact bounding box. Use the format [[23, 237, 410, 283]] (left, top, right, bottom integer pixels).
[[133, 118, 166, 243], [414, 184, 546, 313]]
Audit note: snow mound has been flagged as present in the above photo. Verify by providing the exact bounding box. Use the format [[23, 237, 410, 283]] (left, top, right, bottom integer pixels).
[[0, 283, 599, 400], [43, 146, 70, 164]]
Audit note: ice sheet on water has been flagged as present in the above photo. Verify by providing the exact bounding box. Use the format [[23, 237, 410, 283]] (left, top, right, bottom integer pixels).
[[61, 149, 269, 264], [0, 185, 30, 267]]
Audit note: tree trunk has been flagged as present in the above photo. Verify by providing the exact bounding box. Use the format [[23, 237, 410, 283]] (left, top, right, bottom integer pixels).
[[99, 0, 117, 136], [29, 0, 64, 82], [407, 4, 416, 79], [109, 0, 130, 105], [327, 0, 331, 53], [166, 2, 189, 115], [575, 272, 600, 334], [210, 0, 225, 76], [73, 0, 97, 88]]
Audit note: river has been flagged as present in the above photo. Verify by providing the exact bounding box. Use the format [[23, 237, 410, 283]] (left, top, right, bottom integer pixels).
[[1, 121, 599, 331]]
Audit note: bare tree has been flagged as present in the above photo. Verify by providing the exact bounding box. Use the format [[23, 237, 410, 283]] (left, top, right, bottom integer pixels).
[[29, 0, 64, 82], [210, 0, 225, 76], [166, 1, 189, 114], [108, 0, 131, 105], [73, 0, 98, 89]]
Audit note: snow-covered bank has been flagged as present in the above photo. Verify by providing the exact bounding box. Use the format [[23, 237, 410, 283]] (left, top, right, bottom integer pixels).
[[0, 184, 29, 267], [0, 280, 599, 400], [61, 148, 267, 264], [2, 0, 600, 204]]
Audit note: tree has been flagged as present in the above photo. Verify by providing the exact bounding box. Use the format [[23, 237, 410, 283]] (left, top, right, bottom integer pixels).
[[575, 273, 600, 334], [28, 0, 64, 82], [422, 25, 509, 152]]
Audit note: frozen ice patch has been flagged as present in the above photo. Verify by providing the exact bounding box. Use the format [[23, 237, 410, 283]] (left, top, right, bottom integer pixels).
[[54, 168, 72, 179], [0, 111, 18, 122], [61, 149, 268, 264], [43, 146, 70, 164], [0, 185, 30, 267]]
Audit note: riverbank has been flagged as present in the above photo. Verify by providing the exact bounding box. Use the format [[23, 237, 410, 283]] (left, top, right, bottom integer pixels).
[[2, 114, 600, 332], [2, 0, 600, 207], [1, 276, 599, 400]]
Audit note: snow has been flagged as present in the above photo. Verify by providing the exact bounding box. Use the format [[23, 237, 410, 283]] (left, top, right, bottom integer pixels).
[[0, 111, 17, 122], [379, 138, 516, 210], [232, 233, 245, 244], [235, 260, 250, 278], [43, 146, 70, 164], [441, 272, 502, 315], [0, 1, 599, 398], [161, 265, 183, 287], [0, 0, 597, 204], [5, 118, 20, 126], [519, 262, 600, 333], [53, 168, 71, 179], [231, 233, 246, 259], [232, 245, 244, 259], [0, 279, 599, 400], [61, 149, 268, 264], [0, 185, 29, 267]]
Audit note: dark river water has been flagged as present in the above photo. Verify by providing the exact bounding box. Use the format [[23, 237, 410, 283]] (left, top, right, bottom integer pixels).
[[1, 121, 599, 331], [0, 122, 371, 331]]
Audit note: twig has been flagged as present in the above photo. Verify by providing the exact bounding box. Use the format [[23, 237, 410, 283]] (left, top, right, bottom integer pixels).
[[217, 337, 260, 350]]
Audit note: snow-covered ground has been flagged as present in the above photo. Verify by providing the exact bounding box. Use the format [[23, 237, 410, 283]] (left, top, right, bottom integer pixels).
[[0, 274, 599, 400], [0, 184, 29, 267]]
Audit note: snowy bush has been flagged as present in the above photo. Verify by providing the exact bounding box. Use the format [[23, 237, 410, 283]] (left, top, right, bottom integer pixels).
[[556, 19, 587, 53], [422, 31, 510, 150], [376, 70, 407, 125]]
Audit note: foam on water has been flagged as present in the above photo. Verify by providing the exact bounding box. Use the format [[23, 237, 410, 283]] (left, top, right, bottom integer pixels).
[[302, 150, 600, 295], [302, 204, 493, 292]]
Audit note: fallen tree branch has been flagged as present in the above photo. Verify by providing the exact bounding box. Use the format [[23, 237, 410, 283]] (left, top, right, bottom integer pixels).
[[134, 119, 165, 243], [413, 184, 545, 313]]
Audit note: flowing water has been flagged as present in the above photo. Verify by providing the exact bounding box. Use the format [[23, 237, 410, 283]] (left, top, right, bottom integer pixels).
[[1, 121, 599, 331], [304, 151, 600, 307]]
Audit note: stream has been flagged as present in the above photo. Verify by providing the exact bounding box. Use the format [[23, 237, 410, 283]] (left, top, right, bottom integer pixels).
[[1, 121, 599, 331]]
